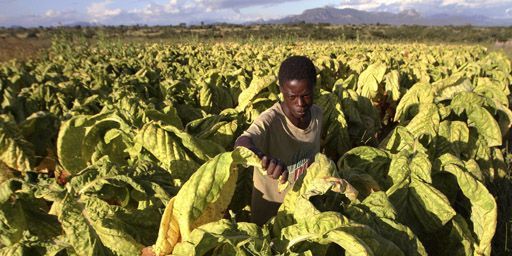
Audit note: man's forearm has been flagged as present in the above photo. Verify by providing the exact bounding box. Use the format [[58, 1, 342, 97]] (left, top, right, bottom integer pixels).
[[235, 135, 288, 183], [234, 136, 264, 158]]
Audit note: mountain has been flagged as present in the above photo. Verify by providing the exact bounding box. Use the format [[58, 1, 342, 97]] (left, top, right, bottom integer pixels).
[[269, 6, 512, 26]]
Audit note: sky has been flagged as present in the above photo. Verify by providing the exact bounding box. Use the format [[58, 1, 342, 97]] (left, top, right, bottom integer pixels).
[[0, 0, 511, 27]]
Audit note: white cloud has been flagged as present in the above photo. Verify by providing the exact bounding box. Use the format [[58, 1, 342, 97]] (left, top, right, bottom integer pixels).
[[336, 0, 512, 17], [45, 9, 60, 18], [507, 8, 512, 16], [87, 0, 122, 21], [129, 0, 303, 16], [2, 0, 511, 27]]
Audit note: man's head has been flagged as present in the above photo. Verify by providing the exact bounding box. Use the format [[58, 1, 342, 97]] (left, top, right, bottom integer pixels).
[[278, 56, 316, 124]]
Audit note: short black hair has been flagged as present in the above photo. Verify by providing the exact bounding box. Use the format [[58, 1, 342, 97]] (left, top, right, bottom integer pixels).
[[278, 56, 316, 87]]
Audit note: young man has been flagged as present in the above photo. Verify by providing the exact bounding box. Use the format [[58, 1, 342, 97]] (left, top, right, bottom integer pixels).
[[234, 56, 322, 226]]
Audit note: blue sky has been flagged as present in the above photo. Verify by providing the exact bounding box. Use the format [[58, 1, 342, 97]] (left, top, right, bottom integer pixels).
[[1, 0, 511, 27]]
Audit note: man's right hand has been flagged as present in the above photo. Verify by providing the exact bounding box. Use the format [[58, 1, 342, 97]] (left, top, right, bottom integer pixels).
[[234, 136, 288, 184], [261, 155, 288, 184]]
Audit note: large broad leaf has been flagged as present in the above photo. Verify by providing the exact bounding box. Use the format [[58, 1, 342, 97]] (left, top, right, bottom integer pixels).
[[278, 212, 367, 255], [0, 233, 68, 256], [143, 107, 183, 130], [405, 103, 440, 139], [384, 70, 400, 101], [437, 154, 497, 256], [134, 122, 225, 170], [317, 91, 351, 156], [291, 177, 358, 222], [394, 82, 434, 122], [0, 179, 26, 246], [474, 77, 509, 107], [0, 118, 34, 173], [338, 146, 392, 190], [81, 118, 131, 165], [381, 126, 417, 154], [387, 151, 456, 235], [339, 88, 381, 145], [19, 111, 59, 164], [357, 62, 387, 99], [198, 77, 234, 114], [185, 109, 240, 149], [58, 194, 144, 256], [346, 192, 427, 256], [0, 179, 62, 247], [436, 120, 470, 158], [236, 75, 275, 111], [272, 154, 338, 238], [57, 111, 129, 174], [153, 147, 263, 255], [280, 211, 403, 256], [172, 219, 271, 256], [432, 74, 473, 102], [66, 160, 176, 207], [450, 92, 502, 147]]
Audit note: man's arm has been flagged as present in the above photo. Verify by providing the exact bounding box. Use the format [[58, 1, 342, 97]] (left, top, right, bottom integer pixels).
[[234, 135, 288, 183]]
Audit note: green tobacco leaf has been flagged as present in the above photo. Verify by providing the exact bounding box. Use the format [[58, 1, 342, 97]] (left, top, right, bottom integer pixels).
[[172, 147, 261, 241], [466, 106, 502, 147], [432, 75, 473, 102], [81, 118, 131, 166], [198, 80, 233, 114], [405, 103, 440, 139], [58, 194, 144, 256], [57, 112, 123, 174], [143, 107, 183, 130], [318, 92, 351, 156], [338, 146, 392, 189], [281, 211, 403, 256], [0, 179, 25, 246], [394, 82, 434, 122], [0, 179, 62, 247], [387, 151, 456, 234], [340, 88, 381, 144], [384, 70, 400, 101], [346, 192, 427, 256], [474, 77, 509, 107], [113, 205, 162, 247], [279, 212, 366, 255], [437, 154, 497, 256], [273, 154, 338, 237], [450, 92, 502, 147], [19, 111, 59, 161], [236, 75, 275, 111], [0, 119, 34, 173], [67, 160, 175, 207], [382, 126, 416, 154], [447, 215, 475, 256], [162, 125, 225, 162], [172, 219, 271, 256], [185, 110, 239, 149], [291, 177, 358, 222], [135, 122, 224, 169], [437, 121, 469, 157], [357, 62, 386, 99], [494, 103, 512, 137], [0, 233, 68, 256]]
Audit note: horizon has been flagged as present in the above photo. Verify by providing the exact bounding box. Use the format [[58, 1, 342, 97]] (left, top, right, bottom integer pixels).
[[1, 0, 512, 27]]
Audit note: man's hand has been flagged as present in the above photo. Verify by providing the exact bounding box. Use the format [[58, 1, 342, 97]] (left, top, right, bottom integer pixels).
[[261, 155, 288, 184], [234, 135, 288, 184]]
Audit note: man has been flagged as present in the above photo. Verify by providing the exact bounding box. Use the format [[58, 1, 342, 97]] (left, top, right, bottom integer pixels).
[[234, 56, 322, 226]]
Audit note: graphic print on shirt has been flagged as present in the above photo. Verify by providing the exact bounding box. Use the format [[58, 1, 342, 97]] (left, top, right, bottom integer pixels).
[[286, 149, 314, 182]]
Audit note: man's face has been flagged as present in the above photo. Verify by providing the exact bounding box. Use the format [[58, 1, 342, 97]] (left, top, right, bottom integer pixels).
[[280, 79, 314, 121]]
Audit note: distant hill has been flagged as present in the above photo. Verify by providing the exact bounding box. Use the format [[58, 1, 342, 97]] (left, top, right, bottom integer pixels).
[[268, 6, 512, 26]]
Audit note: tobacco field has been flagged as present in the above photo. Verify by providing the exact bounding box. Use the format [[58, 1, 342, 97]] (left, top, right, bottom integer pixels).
[[0, 39, 511, 255]]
